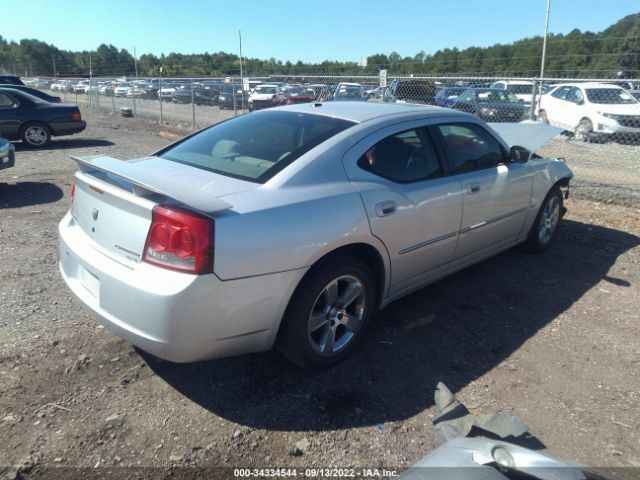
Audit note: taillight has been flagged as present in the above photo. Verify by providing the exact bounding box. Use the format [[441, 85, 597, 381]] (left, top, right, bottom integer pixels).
[[72, 111, 81, 121], [70, 182, 76, 211], [143, 205, 213, 274]]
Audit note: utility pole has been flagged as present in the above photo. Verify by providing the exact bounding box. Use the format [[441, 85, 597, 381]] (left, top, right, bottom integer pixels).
[[52, 56, 57, 77], [535, 0, 551, 118], [239, 30, 245, 113], [134, 46, 139, 79]]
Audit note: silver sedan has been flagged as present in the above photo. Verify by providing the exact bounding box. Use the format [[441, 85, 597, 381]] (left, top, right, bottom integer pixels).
[[59, 102, 572, 368]]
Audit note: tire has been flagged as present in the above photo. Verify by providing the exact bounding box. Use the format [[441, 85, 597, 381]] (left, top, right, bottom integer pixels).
[[538, 110, 548, 123], [277, 256, 376, 370], [575, 118, 593, 142], [21, 122, 51, 148], [521, 186, 564, 253]]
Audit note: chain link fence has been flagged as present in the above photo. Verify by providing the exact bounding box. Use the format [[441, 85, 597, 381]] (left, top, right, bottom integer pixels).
[[25, 74, 640, 206]]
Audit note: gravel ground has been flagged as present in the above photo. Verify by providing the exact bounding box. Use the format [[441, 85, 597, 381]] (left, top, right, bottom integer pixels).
[[1, 108, 639, 479]]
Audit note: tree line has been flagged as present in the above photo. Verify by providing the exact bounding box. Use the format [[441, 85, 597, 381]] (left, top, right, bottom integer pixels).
[[1, 13, 638, 78]]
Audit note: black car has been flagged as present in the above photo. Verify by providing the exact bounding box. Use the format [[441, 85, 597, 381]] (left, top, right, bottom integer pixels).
[[0, 88, 86, 147], [217, 84, 246, 110], [451, 88, 526, 122], [195, 82, 220, 105], [0, 84, 62, 103], [434, 86, 467, 108], [0, 75, 24, 86], [384, 78, 437, 105], [171, 84, 198, 104]]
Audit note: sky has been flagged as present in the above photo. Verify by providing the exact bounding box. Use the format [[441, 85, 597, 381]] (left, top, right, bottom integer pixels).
[[2, 0, 639, 63]]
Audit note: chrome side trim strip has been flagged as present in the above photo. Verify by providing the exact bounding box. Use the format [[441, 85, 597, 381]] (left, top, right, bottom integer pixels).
[[399, 231, 458, 255], [460, 206, 528, 234]]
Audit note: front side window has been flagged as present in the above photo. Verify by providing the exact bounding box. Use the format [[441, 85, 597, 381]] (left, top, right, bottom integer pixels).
[[160, 111, 355, 183], [358, 128, 443, 183], [551, 86, 571, 100], [435, 123, 504, 173], [565, 87, 584, 104]]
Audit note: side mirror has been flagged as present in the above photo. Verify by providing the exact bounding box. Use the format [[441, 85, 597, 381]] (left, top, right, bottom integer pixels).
[[510, 145, 530, 163]]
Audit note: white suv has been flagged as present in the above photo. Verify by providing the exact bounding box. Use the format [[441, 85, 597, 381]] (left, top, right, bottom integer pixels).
[[538, 82, 640, 141], [248, 84, 286, 111]]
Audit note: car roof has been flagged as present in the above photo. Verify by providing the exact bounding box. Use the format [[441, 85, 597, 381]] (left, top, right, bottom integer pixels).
[[551, 82, 626, 89], [277, 101, 453, 123]]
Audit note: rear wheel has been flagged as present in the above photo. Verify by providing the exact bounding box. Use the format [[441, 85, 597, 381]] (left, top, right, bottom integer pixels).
[[538, 110, 548, 123], [521, 186, 563, 253], [21, 123, 51, 147], [277, 257, 375, 369]]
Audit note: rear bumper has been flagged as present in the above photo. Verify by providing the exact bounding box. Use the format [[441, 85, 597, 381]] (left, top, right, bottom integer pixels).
[[51, 121, 86, 137], [58, 212, 305, 362]]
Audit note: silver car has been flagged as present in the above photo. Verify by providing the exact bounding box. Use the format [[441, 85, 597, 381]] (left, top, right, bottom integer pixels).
[[59, 103, 572, 368]]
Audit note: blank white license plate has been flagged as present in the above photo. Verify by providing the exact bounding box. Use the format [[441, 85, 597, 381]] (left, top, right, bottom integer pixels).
[[78, 264, 99, 298]]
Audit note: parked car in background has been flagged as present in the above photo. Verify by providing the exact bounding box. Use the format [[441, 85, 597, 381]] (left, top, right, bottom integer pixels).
[[538, 82, 640, 141], [217, 83, 246, 110], [451, 88, 526, 122], [434, 86, 467, 108], [73, 81, 91, 94], [0, 88, 86, 147], [158, 82, 181, 102], [247, 84, 285, 111], [171, 84, 199, 104], [332, 83, 368, 102], [490, 80, 535, 105], [0, 137, 15, 171], [195, 82, 220, 105], [384, 78, 437, 105], [58, 102, 571, 368], [0, 84, 61, 103], [286, 87, 317, 104], [114, 83, 133, 97], [0, 75, 24, 86]]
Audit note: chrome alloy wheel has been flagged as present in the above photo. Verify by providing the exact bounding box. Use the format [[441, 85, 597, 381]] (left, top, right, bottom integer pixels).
[[307, 275, 366, 355], [538, 195, 560, 244], [24, 125, 48, 146]]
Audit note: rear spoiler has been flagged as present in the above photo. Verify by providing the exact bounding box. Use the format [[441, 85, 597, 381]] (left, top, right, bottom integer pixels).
[[71, 155, 233, 215]]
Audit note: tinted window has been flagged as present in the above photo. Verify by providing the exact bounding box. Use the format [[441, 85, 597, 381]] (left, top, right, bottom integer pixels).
[[160, 111, 355, 183], [0, 93, 15, 107], [585, 88, 637, 105], [551, 86, 571, 100], [358, 128, 443, 183], [436, 124, 504, 173]]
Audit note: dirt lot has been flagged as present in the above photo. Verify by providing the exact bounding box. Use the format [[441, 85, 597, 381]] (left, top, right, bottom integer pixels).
[[1, 109, 639, 479]]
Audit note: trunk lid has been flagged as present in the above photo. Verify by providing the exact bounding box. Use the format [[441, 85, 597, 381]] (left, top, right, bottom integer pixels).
[[70, 155, 254, 266]]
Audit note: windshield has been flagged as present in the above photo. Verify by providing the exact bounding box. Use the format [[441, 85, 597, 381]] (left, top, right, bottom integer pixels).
[[585, 88, 638, 105], [335, 86, 364, 98], [255, 86, 277, 94], [477, 89, 519, 103], [160, 111, 355, 183], [507, 84, 534, 94]]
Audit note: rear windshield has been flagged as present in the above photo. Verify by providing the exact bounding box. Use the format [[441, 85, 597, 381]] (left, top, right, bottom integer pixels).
[[160, 111, 355, 183]]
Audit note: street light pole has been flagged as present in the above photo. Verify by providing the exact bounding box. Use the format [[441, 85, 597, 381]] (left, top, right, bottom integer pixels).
[[535, 0, 551, 118]]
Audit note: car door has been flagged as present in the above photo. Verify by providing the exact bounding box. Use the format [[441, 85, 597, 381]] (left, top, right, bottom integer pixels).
[[343, 122, 463, 297], [562, 87, 586, 129], [0, 92, 21, 139], [432, 122, 532, 261], [545, 86, 573, 129]]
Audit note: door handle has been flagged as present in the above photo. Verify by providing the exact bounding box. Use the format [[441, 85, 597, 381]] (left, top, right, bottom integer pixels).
[[375, 200, 397, 217], [466, 182, 481, 194]]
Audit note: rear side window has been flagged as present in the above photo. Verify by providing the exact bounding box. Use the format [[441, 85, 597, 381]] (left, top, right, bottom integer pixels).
[[435, 123, 504, 173], [358, 128, 443, 183], [160, 111, 355, 183], [0, 93, 16, 108]]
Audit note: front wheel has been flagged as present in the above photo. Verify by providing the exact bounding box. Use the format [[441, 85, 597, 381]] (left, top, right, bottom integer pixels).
[[575, 118, 593, 142], [21, 123, 51, 147], [277, 257, 376, 369], [521, 186, 564, 253]]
